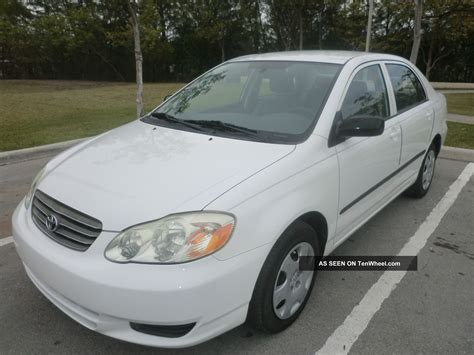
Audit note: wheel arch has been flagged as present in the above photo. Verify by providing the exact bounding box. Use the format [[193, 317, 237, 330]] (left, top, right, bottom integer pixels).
[[295, 211, 328, 255], [432, 133, 442, 156]]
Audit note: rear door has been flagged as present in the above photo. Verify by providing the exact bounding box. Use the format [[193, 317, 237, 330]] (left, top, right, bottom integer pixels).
[[334, 63, 402, 243], [384, 62, 434, 178]]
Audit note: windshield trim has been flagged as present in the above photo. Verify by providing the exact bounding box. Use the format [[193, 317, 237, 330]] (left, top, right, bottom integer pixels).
[[141, 60, 343, 144]]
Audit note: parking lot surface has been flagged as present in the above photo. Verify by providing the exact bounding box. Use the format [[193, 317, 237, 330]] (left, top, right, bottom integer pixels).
[[0, 156, 473, 354]]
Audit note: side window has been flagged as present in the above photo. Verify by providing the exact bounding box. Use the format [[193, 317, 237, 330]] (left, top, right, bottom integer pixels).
[[386, 64, 426, 112], [340, 65, 389, 121]]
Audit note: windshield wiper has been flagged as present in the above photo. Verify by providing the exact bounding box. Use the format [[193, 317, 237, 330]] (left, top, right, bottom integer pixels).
[[185, 120, 267, 142], [150, 112, 205, 132]]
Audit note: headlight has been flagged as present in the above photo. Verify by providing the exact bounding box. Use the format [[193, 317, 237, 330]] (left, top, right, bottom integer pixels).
[[24, 166, 46, 209], [105, 212, 235, 264]]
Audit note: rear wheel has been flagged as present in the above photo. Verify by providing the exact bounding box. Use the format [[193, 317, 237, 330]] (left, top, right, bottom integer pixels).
[[406, 144, 437, 198], [247, 220, 320, 333]]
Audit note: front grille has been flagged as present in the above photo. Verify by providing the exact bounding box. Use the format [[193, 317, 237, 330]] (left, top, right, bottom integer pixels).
[[31, 190, 102, 251]]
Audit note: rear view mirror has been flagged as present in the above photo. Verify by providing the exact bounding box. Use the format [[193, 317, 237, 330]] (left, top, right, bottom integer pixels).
[[163, 94, 172, 102], [337, 115, 385, 137]]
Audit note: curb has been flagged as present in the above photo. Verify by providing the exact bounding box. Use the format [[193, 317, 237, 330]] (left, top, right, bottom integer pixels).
[[439, 146, 474, 162], [431, 82, 474, 90], [0, 138, 88, 165]]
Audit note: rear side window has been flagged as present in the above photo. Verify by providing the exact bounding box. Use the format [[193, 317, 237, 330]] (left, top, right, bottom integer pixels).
[[386, 64, 426, 112], [340, 65, 389, 121]]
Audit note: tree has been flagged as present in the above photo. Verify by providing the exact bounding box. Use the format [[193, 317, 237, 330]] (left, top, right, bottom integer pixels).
[[410, 0, 423, 64], [327, 1, 367, 51], [240, 0, 265, 52], [0, 0, 32, 78], [266, 0, 317, 51], [127, 0, 144, 117], [365, 0, 374, 52], [420, 0, 474, 80], [1, 0, 474, 82]]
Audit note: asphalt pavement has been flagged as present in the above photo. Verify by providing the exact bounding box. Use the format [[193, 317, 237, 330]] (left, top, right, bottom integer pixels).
[[0, 155, 473, 354]]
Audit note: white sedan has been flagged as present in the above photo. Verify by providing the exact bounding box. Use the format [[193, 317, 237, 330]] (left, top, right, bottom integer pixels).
[[13, 51, 447, 348]]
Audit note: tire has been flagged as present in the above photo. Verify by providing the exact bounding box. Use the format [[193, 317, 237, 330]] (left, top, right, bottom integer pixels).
[[247, 220, 320, 333], [405, 144, 437, 198]]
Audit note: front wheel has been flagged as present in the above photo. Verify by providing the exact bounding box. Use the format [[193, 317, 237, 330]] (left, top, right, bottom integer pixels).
[[406, 144, 437, 198], [247, 220, 320, 333]]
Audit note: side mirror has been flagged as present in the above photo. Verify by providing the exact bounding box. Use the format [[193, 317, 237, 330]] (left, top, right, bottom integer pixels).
[[337, 115, 385, 137], [163, 94, 172, 102], [328, 111, 385, 147]]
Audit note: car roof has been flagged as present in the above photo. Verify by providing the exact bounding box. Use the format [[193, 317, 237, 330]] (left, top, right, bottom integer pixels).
[[229, 50, 403, 65]]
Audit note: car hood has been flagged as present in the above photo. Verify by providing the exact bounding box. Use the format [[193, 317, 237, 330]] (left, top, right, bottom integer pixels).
[[38, 120, 295, 231]]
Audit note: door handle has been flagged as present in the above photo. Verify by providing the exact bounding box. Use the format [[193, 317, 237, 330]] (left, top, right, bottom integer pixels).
[[389, 127, 400, 141], [426, 111, 433, 121]]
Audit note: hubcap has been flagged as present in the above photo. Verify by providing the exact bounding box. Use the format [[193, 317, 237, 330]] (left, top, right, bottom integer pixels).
[[273, 242, 315, 320], [422, 150, 436, 190]]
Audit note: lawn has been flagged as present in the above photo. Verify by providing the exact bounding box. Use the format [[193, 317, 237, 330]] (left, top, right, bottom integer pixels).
[[0, 80, 184, 152], [445, 93, 474, 116], [1, 81, 473, 152], [445, 121, 474, 150]]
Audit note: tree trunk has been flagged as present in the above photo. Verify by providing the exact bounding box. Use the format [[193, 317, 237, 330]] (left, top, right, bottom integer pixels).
[[158, 3, 167, 41], [318, 11, 323, 49], [427, 49, 451, 81], [128, 1, 144, 118], [425, 36, 434, 80], [276, 26, 290, 51], [253, 0, 262, 52], [365, 0, 374, 52], [410, 0, 423, 65], [298, 8, 303, 50]]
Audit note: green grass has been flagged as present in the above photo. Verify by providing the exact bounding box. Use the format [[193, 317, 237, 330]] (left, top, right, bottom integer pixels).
[[445, 121, 474, 150], [1, 81, 474, 152], [445, 93, 474, 116], [0, 80, 184, 152]]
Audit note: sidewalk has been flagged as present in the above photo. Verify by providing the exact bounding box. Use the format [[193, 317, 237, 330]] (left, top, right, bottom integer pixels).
[[448, 113, 474, 125]]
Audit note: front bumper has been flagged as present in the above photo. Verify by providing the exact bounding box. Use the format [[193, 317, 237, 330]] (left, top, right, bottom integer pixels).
[[12, 202, 268, 348]]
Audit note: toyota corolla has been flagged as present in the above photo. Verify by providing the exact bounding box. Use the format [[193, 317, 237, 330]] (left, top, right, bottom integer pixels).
[[12, 51, 447, 348]]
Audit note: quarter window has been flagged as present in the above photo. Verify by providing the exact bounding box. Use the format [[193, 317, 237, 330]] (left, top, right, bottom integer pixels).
[[340, 65, 389, 121], [386, 64, 426, 112]]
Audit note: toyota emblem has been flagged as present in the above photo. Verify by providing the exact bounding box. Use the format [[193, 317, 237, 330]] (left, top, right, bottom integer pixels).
[[45, 214, 59, 232]]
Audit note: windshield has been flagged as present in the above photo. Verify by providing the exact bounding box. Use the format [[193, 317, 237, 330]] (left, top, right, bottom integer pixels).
[[144, 61, 341, 144]]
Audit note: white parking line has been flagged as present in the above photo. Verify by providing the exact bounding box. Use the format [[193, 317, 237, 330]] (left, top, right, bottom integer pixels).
[[0, 236, 14, 247], [316, 162, 474, 355]]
